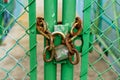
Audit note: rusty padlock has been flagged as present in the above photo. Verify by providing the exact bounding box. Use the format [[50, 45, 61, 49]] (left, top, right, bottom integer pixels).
[[54, 45, 69, 61]]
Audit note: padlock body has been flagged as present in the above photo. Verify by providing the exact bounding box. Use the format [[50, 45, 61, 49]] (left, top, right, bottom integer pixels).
[[55, 45, 68, 61]]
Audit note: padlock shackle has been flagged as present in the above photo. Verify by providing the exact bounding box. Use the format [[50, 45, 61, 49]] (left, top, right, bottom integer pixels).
[[52, 31, 66, 39]]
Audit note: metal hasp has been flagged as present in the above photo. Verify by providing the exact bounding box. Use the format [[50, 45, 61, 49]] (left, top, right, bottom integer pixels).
[[80, 0, 91, 80], [28, 0, 37, 80]]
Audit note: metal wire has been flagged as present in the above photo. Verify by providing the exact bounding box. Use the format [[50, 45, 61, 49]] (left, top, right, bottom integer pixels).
[[0, 0, 31, 79], [88, 0, 120, 80], [0, 0, 120, 80]]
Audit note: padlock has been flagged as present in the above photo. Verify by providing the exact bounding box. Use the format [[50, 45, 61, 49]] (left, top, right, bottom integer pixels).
[[54, 45, 69, 61]]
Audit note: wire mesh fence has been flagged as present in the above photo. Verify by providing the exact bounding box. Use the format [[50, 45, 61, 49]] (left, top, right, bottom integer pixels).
[[0, 0, 31, 79], [0, 0, 120, 80], [88, 0, 120, 80]]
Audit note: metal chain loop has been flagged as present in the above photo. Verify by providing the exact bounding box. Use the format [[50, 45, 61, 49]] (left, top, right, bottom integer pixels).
[[48, 33, 54, 50], [37, 17, 50, 39], [37, 17, 55, 62], [68, 48, 80, 65], [37, 17, 82, 65], [65, 34, 74, 55], [70, 17, 82, 42], [43, 46, 55, 62], [37, 17, 47, 32], [65, 34, 80, 65]]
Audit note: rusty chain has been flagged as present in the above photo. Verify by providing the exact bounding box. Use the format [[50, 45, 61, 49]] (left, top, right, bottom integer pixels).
[[37, 17, 82, 65], [70, 17, 82, 37], [43, 46, 55, 62], [37, 17, 50, 39]]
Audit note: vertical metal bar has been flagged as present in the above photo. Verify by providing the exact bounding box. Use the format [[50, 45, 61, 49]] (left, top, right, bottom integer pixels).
[[44, 0, 57, 80], [80, 0, 91, 80], [28, 0, 37, 80], [62, 0, 76, 32], [61, 0, 76, 80]]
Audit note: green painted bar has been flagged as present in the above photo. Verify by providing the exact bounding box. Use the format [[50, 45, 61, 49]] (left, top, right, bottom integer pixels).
[[80, 0, 91, 80], [28, 0, 37, 80], [62, 0, 76, 32], [44, 0, 57, 80], [61, 0, 76, 80]]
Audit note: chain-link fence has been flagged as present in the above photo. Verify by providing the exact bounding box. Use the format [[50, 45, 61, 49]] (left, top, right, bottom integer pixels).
[[0, 0, 32, 79], [88, 0, 120, 80], [0, 0, 120, 80]]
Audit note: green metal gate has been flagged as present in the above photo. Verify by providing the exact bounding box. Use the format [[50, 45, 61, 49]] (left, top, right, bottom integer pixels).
[[0, 0, 120, 80]]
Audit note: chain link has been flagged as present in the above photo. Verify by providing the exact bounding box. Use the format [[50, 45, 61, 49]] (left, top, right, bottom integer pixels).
[[68, 48, 80, 65], [37, 17, 50, 39], [37, 17, 82, 65], [70, 17, 82, 42], [43, 46, 55, 62]]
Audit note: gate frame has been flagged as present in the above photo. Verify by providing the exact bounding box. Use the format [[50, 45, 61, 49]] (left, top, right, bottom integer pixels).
[[28, 0, 91, 80]]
